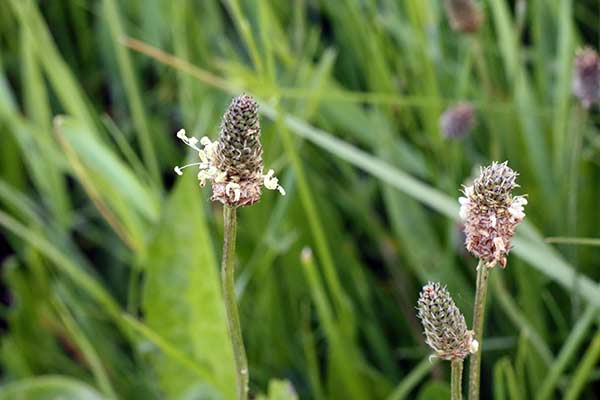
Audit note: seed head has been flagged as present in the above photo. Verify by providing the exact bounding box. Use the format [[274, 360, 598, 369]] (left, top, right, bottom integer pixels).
[[214, 95, 263, 181], [417, 282, 478, 360], [572, 47, 600, 108], [459, 161, 527, 268], [174, 94, 285, 207], [440, 103, 476, 139], [444, 0, 483, 34]]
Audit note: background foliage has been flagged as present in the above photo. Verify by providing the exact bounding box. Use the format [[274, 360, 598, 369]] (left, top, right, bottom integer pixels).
[[1, 0, 599, 399]]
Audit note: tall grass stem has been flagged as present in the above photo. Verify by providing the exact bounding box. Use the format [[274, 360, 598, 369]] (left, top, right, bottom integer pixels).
[[221, 205, 248, 400], [468, 259, 490, 399], [452, 359, 464, 400]]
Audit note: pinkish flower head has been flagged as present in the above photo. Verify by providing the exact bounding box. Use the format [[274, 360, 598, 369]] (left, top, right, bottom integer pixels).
[[459, 161, 527, 268], [440, 103, 476, 139], [573, 47, 600, 108]]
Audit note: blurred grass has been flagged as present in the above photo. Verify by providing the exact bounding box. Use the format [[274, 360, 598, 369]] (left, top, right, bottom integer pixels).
[[0, 0, 600, 399]]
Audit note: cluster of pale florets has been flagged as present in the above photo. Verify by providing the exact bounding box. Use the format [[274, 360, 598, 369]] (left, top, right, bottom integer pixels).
[[417, 282, 478, 361], [459, 161, 527, 268], [174, 95, 285, 207]]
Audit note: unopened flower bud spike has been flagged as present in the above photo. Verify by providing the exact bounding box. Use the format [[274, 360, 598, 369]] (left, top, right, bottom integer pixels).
[[417, 282, 477, 400]]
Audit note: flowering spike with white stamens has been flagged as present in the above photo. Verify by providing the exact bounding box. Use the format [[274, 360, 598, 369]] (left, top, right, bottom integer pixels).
[[459, 161, 527, 268], [174, 95, 285, 207]]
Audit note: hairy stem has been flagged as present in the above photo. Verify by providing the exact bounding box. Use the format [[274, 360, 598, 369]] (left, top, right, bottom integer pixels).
[[221, 205, 248, 400], [451, 359, 464, 400], [468, 259, 490, 400]]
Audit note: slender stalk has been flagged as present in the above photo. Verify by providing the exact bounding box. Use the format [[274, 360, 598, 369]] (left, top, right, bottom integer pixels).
[[468, 259, 490, 400], [567, 106, 586, 316], [451, 359, 464, 400], [221, 205, 248, 400]]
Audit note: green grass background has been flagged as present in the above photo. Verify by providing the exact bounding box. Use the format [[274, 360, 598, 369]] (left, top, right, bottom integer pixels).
[[0, 0, 599, 399]]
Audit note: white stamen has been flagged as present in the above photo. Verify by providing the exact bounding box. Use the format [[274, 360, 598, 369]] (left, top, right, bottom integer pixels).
[[175, 162, 204, 172], [263, 169, 285, 196], [225, 182, 241, 202], [463, 185, 474, 197], [174, 127, 284, 202], [176, 129, 202, 152], [459, 197, 470, 220], [509, 196, 527, 219], [198, 150, 208, 163], [215, 171, 227, 183], [197, 170, 209, 186], [470, 339, 479, 354]]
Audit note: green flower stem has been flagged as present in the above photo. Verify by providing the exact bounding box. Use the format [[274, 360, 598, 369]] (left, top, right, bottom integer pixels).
[[451, 359, 464, 400], [221, 205, 248, 400], [468, 259, 490, 400]]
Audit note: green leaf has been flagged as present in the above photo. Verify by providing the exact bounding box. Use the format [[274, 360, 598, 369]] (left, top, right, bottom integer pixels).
[[102, 0, 160, 184], [54, 116, 159, 251], [564, 329, 600, 400], [416, 381, 450, 400], [9, 0, 97, 130], [0, 376, 105, 400], [386, 357, 438, 400], [493, 358, 524, 400], [537, 306, 598, 400], [55, 116, 159, 222], [255, 379, 298, 400], [142, 175, 235, 399]]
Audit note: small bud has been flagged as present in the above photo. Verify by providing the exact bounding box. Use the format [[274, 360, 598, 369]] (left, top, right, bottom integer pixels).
[[440, 103, 476, 139], [444, 0, 483, 34], [459, 161, 527, 268], [417, 282, 477, 360], [572, 47, 600, 108]]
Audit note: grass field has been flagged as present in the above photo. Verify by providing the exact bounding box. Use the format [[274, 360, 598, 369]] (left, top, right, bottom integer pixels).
[[1, 0, 600, 399]]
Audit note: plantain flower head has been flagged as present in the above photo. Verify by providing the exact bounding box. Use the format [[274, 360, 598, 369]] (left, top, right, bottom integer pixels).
[[572, 47, 600, 108], [174, 94, 285, 207], [417, 282, 478, 361], [444, 0, 483, 34], [459, 161, 527, 268], [440, 102, 476, 139]]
